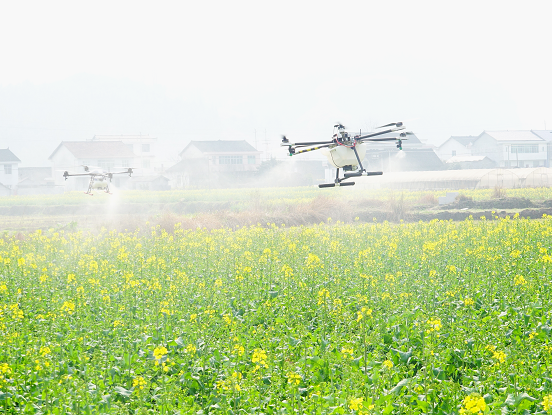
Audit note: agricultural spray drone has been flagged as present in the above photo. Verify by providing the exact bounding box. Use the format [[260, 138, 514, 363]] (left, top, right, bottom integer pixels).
[[62, 165, 134, 195], [282, 122, 413, 188]]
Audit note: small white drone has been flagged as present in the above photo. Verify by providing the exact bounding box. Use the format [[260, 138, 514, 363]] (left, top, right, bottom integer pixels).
[[63, 165, 134, 195]]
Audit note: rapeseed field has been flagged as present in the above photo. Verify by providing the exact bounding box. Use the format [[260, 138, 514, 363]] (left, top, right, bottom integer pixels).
[[1, 215, 552, 413]]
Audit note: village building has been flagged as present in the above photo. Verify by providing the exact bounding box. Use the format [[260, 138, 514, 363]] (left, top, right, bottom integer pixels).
[[436, 130, 552, 169], [166, 140, 262, 188], [471, 131, 547, 168], [435, 136, 478, 161], [91, 135, 158, 176], [531, 130, 552, 167], [18, 167, 58, 195], [0, 148, 21, 194]]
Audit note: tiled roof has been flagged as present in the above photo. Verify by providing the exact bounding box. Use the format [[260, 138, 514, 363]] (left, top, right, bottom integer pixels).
[[484, 131, 544, 142], [451, 136, 478, 146], [183, 140, 259, 154], [531, 130, 552, 141], [49, 141, 136, 159], [0, 148, 21, 162]]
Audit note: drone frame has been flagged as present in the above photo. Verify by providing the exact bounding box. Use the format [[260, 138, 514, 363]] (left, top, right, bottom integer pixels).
[[63, 167, 134, 195], [282, 123, 411, 188]]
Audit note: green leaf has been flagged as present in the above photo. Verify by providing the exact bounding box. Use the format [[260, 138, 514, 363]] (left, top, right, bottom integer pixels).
[[513, 393, 536, 407], [432, 368, 446, 380], [389, 378, 409, 395], [505, 393, 537, 408], [391, 348, 413, 364], [114, 386, 132, 398]]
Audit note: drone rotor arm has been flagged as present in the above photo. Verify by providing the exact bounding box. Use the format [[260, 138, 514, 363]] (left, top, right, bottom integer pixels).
[[292, 144, 333, 155], [356, 126, 406, 141], [376, 121, 404, 129], [63, 172, 95, 177], [280, 140, 334, 147]]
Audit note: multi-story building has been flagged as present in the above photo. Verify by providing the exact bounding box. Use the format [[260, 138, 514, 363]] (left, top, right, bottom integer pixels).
[[471, 131, 547, 168], [91, 135, 157, 176], [167, 140, 261, 188]]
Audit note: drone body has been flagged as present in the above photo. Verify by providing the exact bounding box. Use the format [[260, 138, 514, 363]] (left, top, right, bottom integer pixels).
[[282, 123, 411, 188], [320, 143, 367, 169], [62, 165, 134, 195]]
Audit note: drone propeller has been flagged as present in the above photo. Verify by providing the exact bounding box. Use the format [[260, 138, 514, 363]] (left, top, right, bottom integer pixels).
[[334, 123, 346, 129], [376, 121, 403, 129], [281, 135, 289, 144]]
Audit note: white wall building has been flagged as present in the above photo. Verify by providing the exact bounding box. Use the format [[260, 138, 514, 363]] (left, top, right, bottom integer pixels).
[[435, 136, 478, 161], [471, 131, 547, 168], [92, 135, 157, 176], [0, 148, 21, 194]]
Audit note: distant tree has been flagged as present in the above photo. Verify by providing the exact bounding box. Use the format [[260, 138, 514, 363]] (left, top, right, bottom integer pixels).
[[257, 158, 281, 176]]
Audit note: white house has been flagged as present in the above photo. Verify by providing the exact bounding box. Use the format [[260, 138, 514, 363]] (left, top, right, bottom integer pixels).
[[0, 148, 21, 194], [436, 136, 478, 161], [471, 131, 547, 168], [49, 141, 136, 191], [167, 140, 262, 188], [92, 135, 157, 176], [531, 130, 552, 167]]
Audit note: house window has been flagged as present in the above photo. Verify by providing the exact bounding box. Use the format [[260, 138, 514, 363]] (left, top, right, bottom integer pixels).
[[142, 159, 150, 168], [511, 145, 539, 154], [98, 159, 115, 171], [451, 150, 456, 157], [142, 144, 150, 153], [248, 155, 256, 164], [121, 159, 130, 168], [4, 164, 12, 174], [219, 155, 243, 164]]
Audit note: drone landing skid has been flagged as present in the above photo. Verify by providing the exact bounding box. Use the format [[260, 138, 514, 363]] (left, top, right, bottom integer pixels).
[[319, 182, 355, 188], [318, 166, 384, 189]]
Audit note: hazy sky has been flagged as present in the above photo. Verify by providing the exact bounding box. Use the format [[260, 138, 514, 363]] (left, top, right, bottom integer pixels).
[[1, 1, 551, 166]]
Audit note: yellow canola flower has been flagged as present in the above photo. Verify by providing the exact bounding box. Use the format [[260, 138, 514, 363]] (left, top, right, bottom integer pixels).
[[133, 376, 147, 390], [426, 317, 442, 333], [349, 396, 364, 411], [153, 346, 168, 360], [233, 344, 244, 356], [317, 288, 330, 305], [251, 348, 268, 368], [357, 307, 373, 322], [459, 394, 486, 414], [39, 346, 51, 356], [61, 301, 75, 315], [287, 372, 301, 385], [514, 275, 527, 286], [341, 347, 353, 359], [464, 298, 475, 306], [542, 394, 552, 411], [383, 359, 393, 369], [492, 350, 506, 364], [0, 363, 11, 374]]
